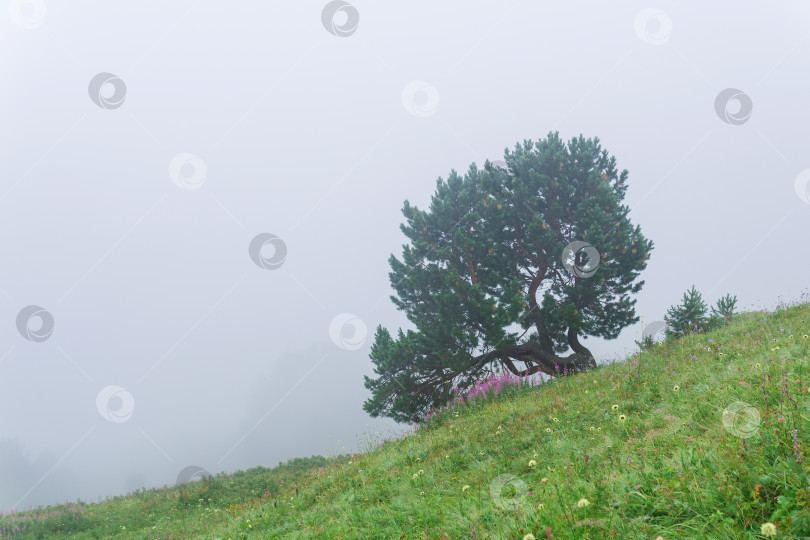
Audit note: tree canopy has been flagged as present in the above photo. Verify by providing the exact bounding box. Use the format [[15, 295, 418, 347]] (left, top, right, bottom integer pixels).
[[364, 132, 653, 423]]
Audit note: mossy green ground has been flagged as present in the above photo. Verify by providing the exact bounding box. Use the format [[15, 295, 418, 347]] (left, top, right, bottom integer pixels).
[[3, 301, 810, 539]]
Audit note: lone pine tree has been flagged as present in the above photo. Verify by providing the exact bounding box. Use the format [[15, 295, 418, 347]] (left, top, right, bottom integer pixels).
[[364, 132, 653, 423]]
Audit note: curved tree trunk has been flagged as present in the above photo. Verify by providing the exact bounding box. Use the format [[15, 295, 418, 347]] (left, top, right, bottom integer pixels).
[[527, 263, 555, 352], [566, 326, 596, 368], [406, 339, 596, 410], [407, 266, 597, 402], [508, 263, 596, 376], [464, 340, 595, 380]]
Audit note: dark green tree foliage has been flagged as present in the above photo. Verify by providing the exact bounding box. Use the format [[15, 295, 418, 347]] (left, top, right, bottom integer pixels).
[[666, 289, 738, 337], [364, 132, 654, 423], [711, 293, 738, 320], [706, 293, 739, 332], [665, 286, 708, 336]]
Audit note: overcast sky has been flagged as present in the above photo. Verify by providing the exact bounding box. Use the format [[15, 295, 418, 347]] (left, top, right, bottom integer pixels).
[[1, 0, 809, 511]]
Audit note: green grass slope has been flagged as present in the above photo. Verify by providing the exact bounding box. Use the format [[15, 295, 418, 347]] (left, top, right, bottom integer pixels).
[[3, 301, 810, 539]]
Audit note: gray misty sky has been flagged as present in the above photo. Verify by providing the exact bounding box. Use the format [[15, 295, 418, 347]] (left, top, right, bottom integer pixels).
[[1, 0, 809, 510]]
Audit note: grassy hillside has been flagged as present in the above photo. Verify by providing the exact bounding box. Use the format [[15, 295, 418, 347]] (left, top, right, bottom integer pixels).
[[3, 300, 810, 539]]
